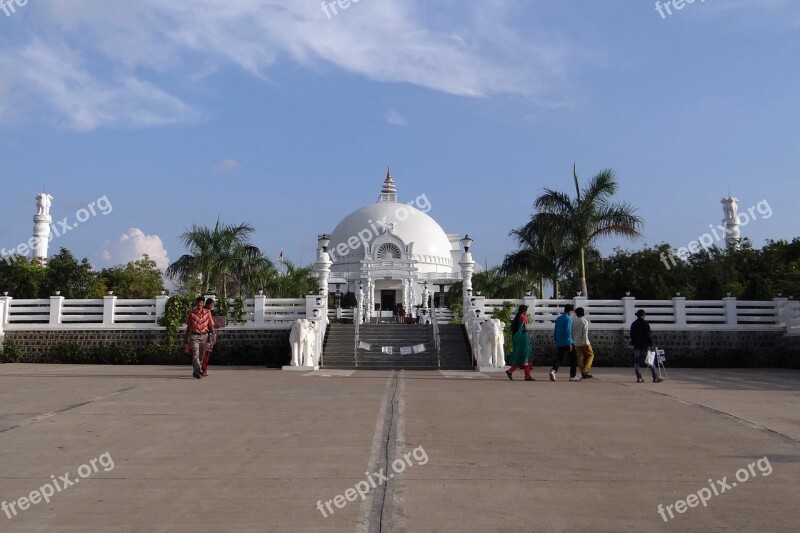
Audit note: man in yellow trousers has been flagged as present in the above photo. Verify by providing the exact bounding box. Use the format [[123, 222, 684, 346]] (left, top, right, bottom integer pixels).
[[572, 307, 595, 379]]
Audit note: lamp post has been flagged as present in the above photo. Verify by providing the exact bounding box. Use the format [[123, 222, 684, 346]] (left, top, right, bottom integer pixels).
[[459, 234, 475, 322], [316, 234, 332, 301]]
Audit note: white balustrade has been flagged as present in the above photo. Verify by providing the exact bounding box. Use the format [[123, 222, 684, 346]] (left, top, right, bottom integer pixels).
[[0, 295, 794, 333]]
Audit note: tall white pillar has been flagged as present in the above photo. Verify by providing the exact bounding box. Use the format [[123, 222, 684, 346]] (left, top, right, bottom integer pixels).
[[366, 277, 374, 322], [357, 284, 365, 324], [459, 235, 475, 323], [315, 236, 332, 325], [32, 193, 53, 263], [459, 256, 475, 323]]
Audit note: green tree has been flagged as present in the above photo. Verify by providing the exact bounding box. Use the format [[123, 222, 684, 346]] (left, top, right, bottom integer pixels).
[[502, 223, 580, 298], [259, 260, 317, 298], [569, 244, 694, 299], [448, 267, 538, 307], [0, 256, 46, 298], [532, 167, 643, 297], [41, 248, 101, 298], [165, 220, 268, 298], [98, 255, 166, 298]]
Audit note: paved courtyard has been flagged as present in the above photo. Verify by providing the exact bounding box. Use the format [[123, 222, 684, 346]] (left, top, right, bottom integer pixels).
[[0, 364, 798, 532]]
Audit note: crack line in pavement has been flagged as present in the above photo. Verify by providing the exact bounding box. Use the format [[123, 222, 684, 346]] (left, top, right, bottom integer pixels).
[[356, 371, 401, 533], [377, 373, 398, 532], [618, 382, 800, 445], [379, 370, 406, 532], [0, 386, 136, 435]]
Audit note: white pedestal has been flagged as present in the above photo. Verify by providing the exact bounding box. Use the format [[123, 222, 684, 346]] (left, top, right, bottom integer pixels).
[[282, 365, 320, 371]]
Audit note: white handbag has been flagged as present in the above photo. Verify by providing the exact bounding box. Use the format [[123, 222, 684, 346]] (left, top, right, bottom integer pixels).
[[644, 350, 656, 367]]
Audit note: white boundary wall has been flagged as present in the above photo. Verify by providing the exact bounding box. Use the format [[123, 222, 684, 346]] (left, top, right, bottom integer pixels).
[[472, 296, 795, 333], [0, 295, 316, 331]]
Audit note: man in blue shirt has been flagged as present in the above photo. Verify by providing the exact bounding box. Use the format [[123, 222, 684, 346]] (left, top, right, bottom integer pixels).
[[551, 304, 579, 381]]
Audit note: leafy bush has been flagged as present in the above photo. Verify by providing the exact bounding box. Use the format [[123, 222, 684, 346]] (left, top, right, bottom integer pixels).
[[159, 294, 195, 344], [1, 338, 24, 363]]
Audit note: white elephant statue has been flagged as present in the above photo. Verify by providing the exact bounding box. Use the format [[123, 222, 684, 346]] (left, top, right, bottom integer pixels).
[[290, 319, 317, 367], [478, 318, 505, 368]]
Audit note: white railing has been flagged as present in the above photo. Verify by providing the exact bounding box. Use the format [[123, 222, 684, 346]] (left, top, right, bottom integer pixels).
[[466, 296, 796, 332], [327, 308, 355, 321], [1, 294, 795, 334], [0, 294, 311, 330], [786, 302, 800, 335]]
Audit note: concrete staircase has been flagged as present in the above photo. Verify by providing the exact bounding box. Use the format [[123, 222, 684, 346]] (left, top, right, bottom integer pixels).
[[321, 323, 474, 370]]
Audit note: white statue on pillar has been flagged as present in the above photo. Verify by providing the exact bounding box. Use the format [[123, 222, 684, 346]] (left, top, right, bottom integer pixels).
[[721, 197, 738, 221], [721, 196, 741, 250], [36, 193, 53, 216]]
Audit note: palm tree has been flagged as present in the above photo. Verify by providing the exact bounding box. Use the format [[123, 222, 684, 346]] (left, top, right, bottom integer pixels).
[[259, 260, 318, 298], [165, 220, 267, 297], [447, 267, 538, 307], [533, 166, 643, 297], [502, 222, 576, 298]]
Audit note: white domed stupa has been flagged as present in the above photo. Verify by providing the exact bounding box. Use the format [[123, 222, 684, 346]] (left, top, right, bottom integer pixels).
[[323, 169, 466, 319]]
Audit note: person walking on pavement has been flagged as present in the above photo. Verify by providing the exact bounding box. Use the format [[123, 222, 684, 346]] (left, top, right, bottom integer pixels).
[[572, 307, 595, 379], [506, 305, 534, 381], [184, 296, 215, 379], [550, 304, 579, 381], [630, 309, 662, 383], [200, 298, 218, 377]]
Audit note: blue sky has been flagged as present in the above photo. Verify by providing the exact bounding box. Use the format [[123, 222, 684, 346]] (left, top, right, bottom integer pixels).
[[1, 0, 798, 272]]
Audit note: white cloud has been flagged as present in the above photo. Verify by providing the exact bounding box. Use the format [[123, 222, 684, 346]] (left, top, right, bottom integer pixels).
[[101, 228, 170, 271], [0, 0, 584, 130], [215, 159, 240, 173], [0, 39, 200, 130], [386, 109, 407, 126]]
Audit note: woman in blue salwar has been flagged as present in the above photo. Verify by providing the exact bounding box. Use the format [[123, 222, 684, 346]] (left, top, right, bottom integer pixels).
[[505, 305, 534, 381]]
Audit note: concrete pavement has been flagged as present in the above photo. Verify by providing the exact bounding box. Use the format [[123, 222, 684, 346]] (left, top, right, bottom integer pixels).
[[0, 364, 798, 532]]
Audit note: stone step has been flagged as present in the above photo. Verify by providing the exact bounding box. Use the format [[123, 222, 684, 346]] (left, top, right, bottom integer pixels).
[[322, 323, 472, 370]]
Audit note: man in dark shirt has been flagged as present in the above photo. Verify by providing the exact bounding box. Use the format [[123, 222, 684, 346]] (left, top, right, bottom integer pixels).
[[630, 310, 662, 383]]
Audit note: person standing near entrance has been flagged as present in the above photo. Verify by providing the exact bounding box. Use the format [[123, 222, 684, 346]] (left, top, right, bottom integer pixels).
[[572, 307, 595, 379], [550, 304, 579, 381], [630, 310, 662, 383], [419, 310, 431, 325], [184, 296, 215, 379], [506, 305, 534, 381]]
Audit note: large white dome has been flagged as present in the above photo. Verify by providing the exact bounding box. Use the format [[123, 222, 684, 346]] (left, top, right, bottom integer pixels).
[[328, 201, 454, 269]]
